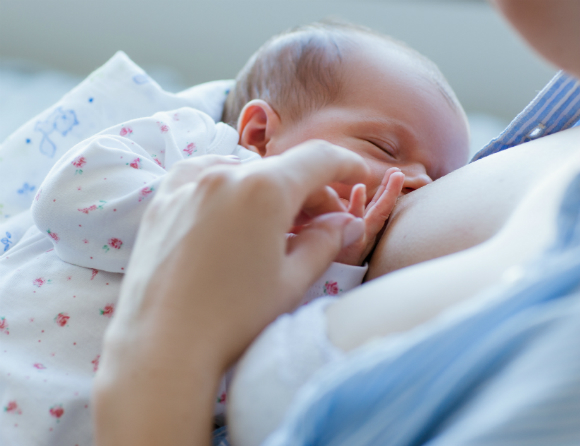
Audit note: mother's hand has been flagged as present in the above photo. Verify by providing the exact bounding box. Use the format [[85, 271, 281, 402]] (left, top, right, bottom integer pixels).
[[93, 140, 368, 446]]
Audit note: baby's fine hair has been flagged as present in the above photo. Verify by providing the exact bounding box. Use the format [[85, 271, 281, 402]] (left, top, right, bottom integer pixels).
[[222, 20, 464, 128]]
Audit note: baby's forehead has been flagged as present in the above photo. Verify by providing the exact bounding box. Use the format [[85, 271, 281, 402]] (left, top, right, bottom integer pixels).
[[343, 36, 445, 90], [339, 36, 466, 126]]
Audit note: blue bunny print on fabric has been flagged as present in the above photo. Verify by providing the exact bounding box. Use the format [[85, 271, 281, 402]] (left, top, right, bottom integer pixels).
[[17, 183, 36, 195], [1, 232, 12, 252], [34, 107, 79, 158]]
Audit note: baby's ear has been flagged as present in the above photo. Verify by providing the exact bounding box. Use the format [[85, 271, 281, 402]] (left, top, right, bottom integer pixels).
[[237, 100, 280, 157]]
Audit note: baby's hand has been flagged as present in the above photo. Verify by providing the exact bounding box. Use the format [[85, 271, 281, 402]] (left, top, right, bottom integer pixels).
[[334, 168, 405, 266]]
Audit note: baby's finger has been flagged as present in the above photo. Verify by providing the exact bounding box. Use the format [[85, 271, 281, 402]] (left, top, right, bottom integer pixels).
[[159, 155, 241, 195], [366, 167, 401, 212], [365, 171, 405, 236], [347, 184, 366, 219]]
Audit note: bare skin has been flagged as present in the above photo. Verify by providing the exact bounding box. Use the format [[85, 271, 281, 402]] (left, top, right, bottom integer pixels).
[[367, 125, 580, 279], [492, 0, 580, 80], [361, 0, 580, 278], [237, 34, 469, 265], [329, 125, 580, 351]]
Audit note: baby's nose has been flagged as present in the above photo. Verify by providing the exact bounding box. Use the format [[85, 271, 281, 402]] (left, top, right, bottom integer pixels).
[[401, 166, 432, 194]]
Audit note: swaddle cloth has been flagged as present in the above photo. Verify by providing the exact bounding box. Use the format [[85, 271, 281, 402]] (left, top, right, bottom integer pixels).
[[229, 297, 345, 446], [0, 51, 233, 226], [0, 106, 255, 446], [0, 57, 367, 445]]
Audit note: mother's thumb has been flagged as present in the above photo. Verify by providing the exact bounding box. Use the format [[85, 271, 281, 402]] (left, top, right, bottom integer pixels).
[[285, 214, 364, 294]]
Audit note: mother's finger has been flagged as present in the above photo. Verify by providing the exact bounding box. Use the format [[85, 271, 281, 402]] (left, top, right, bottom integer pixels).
[[258, 140, 369, 212], [158, 155, 241, 195], [284, 213, 365, 294], [299, 185, 346, 219]]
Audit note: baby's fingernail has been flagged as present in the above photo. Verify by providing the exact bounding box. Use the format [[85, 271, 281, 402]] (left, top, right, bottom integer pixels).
[[342, 218, 364, 248]]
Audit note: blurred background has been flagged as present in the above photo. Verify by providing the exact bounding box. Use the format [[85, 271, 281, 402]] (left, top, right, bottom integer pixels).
[[0, 0, 558, 155]]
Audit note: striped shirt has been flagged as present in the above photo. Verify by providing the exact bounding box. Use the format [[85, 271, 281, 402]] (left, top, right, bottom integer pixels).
[[259, 72, 580, 446], [472, 71, 580, 161]]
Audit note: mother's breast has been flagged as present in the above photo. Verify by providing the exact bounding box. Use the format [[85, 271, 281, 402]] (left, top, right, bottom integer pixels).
[[367, 125, 580, 280]]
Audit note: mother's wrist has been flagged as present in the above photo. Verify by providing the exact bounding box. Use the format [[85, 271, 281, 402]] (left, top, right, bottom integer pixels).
[[94, 326, 226, 446]]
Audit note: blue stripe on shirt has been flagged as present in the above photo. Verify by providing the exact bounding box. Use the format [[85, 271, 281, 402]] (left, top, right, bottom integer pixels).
[[471, 72, 580, 161]]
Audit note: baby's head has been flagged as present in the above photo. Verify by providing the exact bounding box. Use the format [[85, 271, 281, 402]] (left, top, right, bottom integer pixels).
[[223, 21, 470, 201]]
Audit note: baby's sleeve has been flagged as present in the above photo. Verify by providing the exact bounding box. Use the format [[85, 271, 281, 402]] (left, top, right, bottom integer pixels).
[[300, 262, 368, 305], [31, 108, 244, 273]]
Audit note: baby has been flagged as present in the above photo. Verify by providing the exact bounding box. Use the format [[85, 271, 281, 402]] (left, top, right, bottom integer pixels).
[[0, 22, 468, 445]]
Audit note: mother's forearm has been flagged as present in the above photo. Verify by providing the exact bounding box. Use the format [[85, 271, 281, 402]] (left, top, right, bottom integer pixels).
[[93, 321, 224, 446]]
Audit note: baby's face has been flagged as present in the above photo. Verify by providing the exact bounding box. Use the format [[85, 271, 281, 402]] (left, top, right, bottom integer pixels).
[[266, 37, 470, 204]]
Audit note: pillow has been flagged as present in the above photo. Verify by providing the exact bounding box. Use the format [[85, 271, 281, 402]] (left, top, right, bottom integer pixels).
[[0, 51, 233, 222]]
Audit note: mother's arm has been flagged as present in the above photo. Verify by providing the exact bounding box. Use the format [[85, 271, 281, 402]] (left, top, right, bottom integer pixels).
[[328, 127, 580, 351], [92, 142, 368, 446]]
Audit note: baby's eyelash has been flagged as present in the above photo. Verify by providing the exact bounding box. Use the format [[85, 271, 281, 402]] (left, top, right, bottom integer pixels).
[[366, 140, 395, 157]]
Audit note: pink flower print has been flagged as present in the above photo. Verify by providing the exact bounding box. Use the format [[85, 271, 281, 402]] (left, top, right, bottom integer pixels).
[[160, 124, 169, 133], [183, 142, 196, 156], [78, 201, 106, 214], [217, 392, 226, 404], [35, 189, 42, 201], [92, 355, 100, 372], [138, 186, 155, 202], [153, 157, 162, 167], [90, 269, 99, 280], [100, 304, 114, 318], [46, 229, 59, 242], [0, 317, 8, 334], [103, 238, 122, 252], [54, 313, 70, 327], [78, 205, 96, 214], [173, 113, 179, 121], [119, 127, 133, 137], [109, 238, 122, 249], [323, 281, 342, 296], [33, 363, 46, 370], [49, 404, 64, 421], [72, 155, 86, 174], [72, 156, 86, 168], [4, 401, 21, 415], [33, 278, 46, 287], [128, 158, 141, 169]]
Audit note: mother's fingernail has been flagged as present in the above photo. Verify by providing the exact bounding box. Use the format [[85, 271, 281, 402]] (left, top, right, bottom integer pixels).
[[342, 218, 364, 248]]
